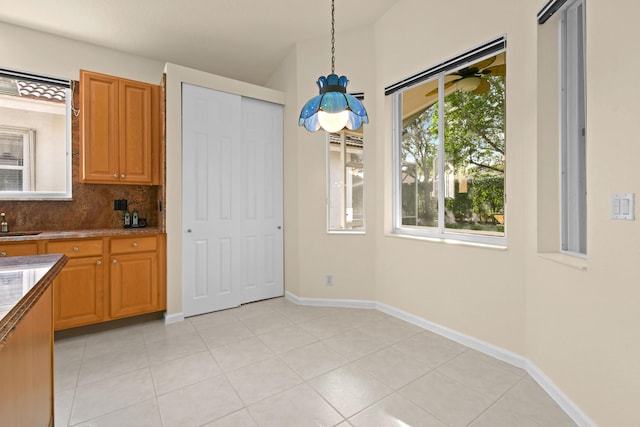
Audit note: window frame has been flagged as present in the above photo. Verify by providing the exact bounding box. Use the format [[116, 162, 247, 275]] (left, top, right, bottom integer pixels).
[[559, 0, 587, 257], [0, 125, 35, 192], [0, 69, 72, 200], [327, 131, 366, 234], [391, 49, 507, 247]]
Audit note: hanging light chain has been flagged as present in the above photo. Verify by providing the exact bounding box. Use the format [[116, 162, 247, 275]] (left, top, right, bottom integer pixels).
[[330, 0, 336, 74]]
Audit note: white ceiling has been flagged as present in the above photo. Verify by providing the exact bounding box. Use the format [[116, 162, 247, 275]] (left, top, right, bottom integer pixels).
[[0, 0, 399, 85]]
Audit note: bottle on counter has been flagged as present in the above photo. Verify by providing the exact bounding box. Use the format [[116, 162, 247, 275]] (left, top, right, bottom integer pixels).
[[132, 210, 139, 227], [1, 213, 8, 233], [124, 211, 131, 228]]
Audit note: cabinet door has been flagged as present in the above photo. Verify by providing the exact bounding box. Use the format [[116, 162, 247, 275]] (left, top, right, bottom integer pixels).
[[110, 251, 159, 318], [53, 256, 104, 330], [80, 70, 120, 183], [119, 79, 153, 184], [0, 287, 53, 427]]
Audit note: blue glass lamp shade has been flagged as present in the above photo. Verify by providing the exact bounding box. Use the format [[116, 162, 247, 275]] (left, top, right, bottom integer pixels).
[[298, 74, 369, 132]]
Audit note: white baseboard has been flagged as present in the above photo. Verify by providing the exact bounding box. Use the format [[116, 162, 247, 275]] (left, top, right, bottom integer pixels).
[[375, 301, 528, 370], [285, 292, 596, 427], [285, 291, 376, 309], [164, 312, 185, 324], [526, 360, 597, 427]]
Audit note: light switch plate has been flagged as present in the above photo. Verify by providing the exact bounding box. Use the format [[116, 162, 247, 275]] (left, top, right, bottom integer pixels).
[[611, 193, 635, 220]]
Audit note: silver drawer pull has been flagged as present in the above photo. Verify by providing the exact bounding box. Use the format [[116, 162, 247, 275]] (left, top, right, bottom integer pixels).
[[73, 246, 79, 252], [0, 251, 6, 257], [112, 259, 118, 264], [96, 260, 102, 265], [132, 242, 138, 248]]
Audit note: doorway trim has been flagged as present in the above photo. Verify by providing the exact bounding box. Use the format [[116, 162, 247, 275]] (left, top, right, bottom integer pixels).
[[164, 63, 286, 323]]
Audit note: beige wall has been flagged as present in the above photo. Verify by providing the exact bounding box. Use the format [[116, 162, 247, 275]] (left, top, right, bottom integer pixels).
[[528, 0, 640, 425], [266, 47, 302, 296], [284, 27, 379, 301], [284, 0, 639, 425], [4, 1, 640, 424], [372, 0, 532, 356], [0, 22, 164, 84]]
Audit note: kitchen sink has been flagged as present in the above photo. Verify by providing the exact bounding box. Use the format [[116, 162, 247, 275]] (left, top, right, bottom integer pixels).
[[0, 231, 42, 237]]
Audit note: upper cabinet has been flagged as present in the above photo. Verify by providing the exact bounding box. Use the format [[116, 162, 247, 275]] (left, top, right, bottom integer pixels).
[[80, 70, 162, 185]]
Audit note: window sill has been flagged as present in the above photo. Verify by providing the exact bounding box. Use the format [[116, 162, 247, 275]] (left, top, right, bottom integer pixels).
[[327, 230, 366, 235], [387, 231, 507, 251], [537, 252, 587, 271]]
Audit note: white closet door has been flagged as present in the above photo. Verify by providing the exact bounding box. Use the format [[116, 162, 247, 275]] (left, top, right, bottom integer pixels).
[[240, 97, 284, 304], [182, 84, 283, 317], [182, 83, 242, 316]]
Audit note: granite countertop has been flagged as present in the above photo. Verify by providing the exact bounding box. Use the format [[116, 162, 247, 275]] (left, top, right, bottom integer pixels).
[[0, 227, 164, 242], [0, 254, 67, 344]]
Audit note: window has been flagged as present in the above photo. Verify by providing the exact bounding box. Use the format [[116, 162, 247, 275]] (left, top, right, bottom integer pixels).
[[560, 0, 586, 255], [0, 126, 35, 191], [390, 39, 506, 245], [0, 69, 72, 199], [327, 131, 365, 232]]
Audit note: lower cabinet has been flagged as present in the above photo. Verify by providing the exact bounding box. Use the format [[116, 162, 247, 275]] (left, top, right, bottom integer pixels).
[[48, 238, 104, 330], [110, 236, 160, 318], [45, 233, 165, 331], [53, 256, 105, 330], [0, 286, 54, 427], [0, 241, 39, 257]]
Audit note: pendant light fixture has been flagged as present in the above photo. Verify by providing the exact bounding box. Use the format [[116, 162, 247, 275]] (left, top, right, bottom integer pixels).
[[298, 0, 369, 133]]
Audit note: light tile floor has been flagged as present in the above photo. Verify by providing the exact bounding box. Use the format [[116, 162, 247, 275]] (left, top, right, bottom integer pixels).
[[54, 297, 577, 427]]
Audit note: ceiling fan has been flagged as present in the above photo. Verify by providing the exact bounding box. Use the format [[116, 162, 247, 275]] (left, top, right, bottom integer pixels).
[[426, 57, 506, 97]]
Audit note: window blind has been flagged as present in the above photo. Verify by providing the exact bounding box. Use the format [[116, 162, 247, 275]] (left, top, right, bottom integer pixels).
[[384, 35, 506, 96], [538, 0, 569, 24], [0, 68, 70, 88]]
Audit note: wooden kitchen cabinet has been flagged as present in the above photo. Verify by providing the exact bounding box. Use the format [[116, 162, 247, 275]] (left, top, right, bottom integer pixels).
[[109, 236, 160, 318], [0, 255, 66, 427], [47, 239, 105, 330], [0, 280, 55, 426], [52, 256, 105, 330], [0, 241, 39, 257], [43, 233, 166, 330], [80, 70, 161, 185]]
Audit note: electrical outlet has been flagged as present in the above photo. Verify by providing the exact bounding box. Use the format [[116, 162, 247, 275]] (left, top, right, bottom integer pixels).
[[326, 275, 333, 286], [113, 199, 128, 211]]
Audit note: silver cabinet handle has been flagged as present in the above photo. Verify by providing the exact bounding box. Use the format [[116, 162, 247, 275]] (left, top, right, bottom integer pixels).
[[277, 226, 282, 229], [132, 242, 138, 247], [0, 251, 6, 257], [113, 173, 118, 178], [121, 174, 126, 178], [73, 246, 79, 252], [96, 260, 102, 265], [112, 259, 118, 264], [187, 229, 192, 233]]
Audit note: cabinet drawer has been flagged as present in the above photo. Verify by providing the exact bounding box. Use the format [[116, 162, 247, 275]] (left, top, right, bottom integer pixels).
[[46, 239, 103, 258], [0, 242, 39, 258], [110, 236, 157, 254]]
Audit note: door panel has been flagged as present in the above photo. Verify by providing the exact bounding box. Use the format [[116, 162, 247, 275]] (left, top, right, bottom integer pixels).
[[182, 84, 283, 317], [80, 71, 119, 182], [182, 83, 242, 316], [240, 97, 283, 304], [120, 79, 153, 183], [110, 252, 158, 318], [53, 256, 104, 330]]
